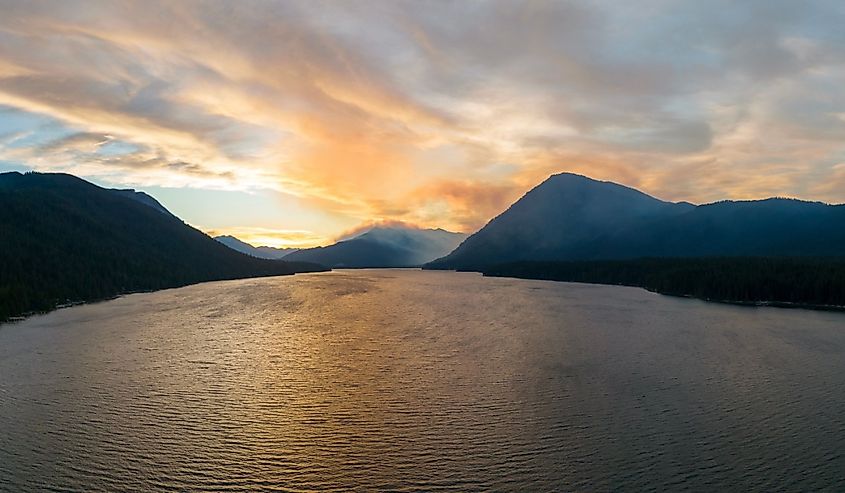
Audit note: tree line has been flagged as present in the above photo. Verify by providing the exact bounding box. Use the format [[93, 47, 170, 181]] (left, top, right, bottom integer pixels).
[[482, 257, 845, 309]]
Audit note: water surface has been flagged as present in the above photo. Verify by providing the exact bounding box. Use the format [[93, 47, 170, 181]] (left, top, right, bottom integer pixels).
[[1, 270, 843, 491]]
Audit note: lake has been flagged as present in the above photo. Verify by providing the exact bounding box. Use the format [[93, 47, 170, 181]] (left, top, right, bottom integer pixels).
[[1, 269, 843, 491]]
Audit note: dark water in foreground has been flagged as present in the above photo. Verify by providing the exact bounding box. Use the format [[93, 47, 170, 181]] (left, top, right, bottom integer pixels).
[[1, 270, 844, 491]]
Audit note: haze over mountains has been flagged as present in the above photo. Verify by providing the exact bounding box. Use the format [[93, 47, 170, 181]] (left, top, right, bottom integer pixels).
[[282, 226, 467, 268], [214, 235, 299, 260], [0, 172, 325, 321], [428, 173, 845, 270]]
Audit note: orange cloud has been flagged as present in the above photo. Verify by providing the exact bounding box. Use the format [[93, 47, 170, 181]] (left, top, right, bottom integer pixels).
[[2, 0, 845, 240]]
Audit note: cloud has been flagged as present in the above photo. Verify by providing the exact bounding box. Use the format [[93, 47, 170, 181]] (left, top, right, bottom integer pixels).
[[404, 179, 523, 232], [334, 219, 429, 242], [1, 0, 845, 238]]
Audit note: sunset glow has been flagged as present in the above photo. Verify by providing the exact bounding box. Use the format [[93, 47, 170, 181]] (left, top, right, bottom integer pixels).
[[2, 1, 845, 246]]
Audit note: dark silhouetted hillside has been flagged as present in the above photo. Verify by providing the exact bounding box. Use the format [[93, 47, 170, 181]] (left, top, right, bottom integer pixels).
[[483, 258, 845, 309], [112, 188, 175, 217], [428, 173, 845, 270], [0, 172, 326, 321]]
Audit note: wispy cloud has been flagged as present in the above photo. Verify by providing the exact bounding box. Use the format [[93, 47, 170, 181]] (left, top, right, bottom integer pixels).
[[1, 0, 845, 239]]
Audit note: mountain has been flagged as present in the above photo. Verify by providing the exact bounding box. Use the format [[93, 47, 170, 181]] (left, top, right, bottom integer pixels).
[[482, 257, 845, 309], [427, 172, 845, 270], [111, 188, 175, 217], [0, 171, 327, 322], [428, 173, 692, 269], [214, 235, 299, 259], [283, 226, 467, 268]]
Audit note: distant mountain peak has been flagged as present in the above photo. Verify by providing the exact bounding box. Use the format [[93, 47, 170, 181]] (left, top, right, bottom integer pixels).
[[537, 171, 681, 203], [284, 225, 467, 268], [214, 235, 299, 260], [547, 171, 596, 182]]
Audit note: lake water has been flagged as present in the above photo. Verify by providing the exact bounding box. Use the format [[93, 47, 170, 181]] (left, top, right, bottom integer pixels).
[[1, 269, 844, 491]]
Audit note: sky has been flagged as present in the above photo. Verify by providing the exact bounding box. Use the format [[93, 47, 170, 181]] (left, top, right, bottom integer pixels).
[[1, 1, 845, 247]]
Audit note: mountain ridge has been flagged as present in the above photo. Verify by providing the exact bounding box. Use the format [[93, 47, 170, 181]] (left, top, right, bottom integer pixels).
[[0, 171, 326, 322], [427, 172, 845, 270], [284, 225, 467, 268], [111, 188, 176, 217], [214, 235, 299, 259]]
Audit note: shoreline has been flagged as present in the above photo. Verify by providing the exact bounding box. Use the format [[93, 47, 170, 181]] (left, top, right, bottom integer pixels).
[[0, 270, 327, 326], [7, 268, 843, 327], [482, 272, 845, 313]]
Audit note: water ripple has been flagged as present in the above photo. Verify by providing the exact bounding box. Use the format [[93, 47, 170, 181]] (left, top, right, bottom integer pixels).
[[1, 270, 844, 491]]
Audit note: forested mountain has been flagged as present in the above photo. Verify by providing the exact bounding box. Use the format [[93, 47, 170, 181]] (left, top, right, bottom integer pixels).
[[428, 173, 692, 269], [284, 226, 466, 268], [483, 258, 845, 309], [214, 235, 299, 259], [111, 188, 175, 217], [0, 172, 326, 322], [428, 173, 845, 270], [590, 198, 845, 258]]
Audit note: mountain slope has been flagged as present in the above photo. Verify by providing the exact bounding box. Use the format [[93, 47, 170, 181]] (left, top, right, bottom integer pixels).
[[214, 235, 299, 259], [111, 188, 175, 217], [596, 198, 845, 258], [482, 257, 845, 309], [284, 226, 467, 268], [428, 173, 692, 269], [0, 172, 326, 321], [428, 172, 845, 270]]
